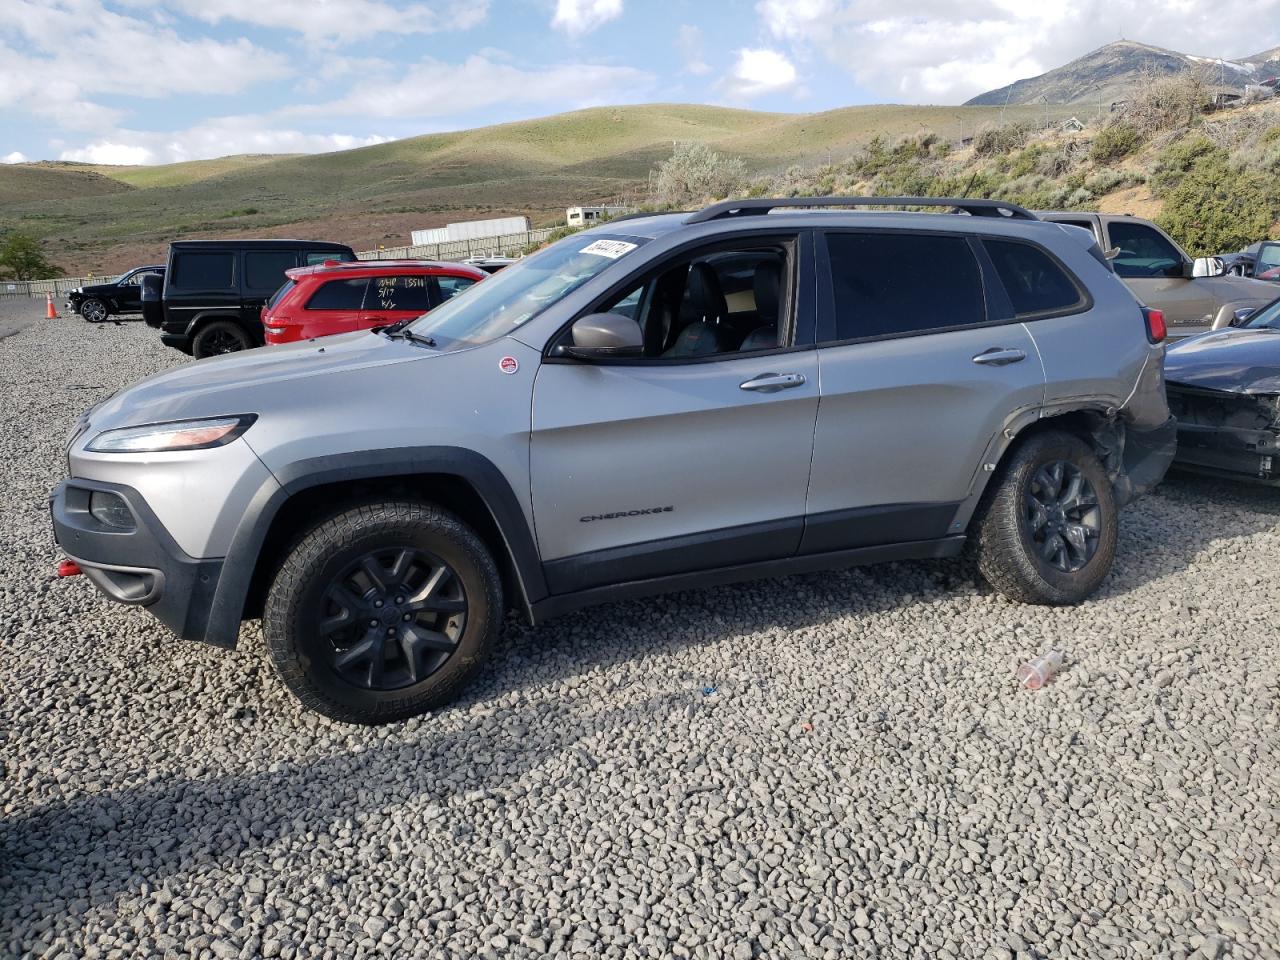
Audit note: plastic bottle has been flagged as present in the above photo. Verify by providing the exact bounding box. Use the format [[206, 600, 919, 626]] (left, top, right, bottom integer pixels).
[[1016, 651, 1064, 690]]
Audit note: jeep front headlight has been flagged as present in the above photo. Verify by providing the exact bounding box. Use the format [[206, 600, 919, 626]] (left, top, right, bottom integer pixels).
[[86, 415, 257, 453]]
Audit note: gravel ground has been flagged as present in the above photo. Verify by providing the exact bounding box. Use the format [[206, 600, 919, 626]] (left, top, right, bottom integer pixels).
[[2, 303, 1280, 960]]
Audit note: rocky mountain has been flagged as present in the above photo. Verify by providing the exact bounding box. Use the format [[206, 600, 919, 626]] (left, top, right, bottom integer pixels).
[[966, 40, 1280, 107]]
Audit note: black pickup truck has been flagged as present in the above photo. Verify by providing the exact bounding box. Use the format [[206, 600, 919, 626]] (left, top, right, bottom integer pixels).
[[150, 239, 356, 358]]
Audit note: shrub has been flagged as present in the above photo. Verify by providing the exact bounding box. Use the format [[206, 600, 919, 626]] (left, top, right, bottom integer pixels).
[[1158, 157, 1278, 255], [1089, 124, 1142, 163], [1149, 135, 1221, 195], [1083, 168, 1141, 195], [973, 122, 1033, 157], [650, 141, 748, 208], [1121, 68, 1211, 135]]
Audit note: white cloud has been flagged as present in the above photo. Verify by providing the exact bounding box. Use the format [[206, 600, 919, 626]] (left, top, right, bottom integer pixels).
[[2, 151, 27, 163], [551, 0, 623, 37], [677, 25, 711, 76], [720, 48, 798, 100], [288, 53, 652, 119], [159, 0, 489, 43], [755, 0, 1280, 103], [59, 117, 392, 166], [0, 0, 290, 141]]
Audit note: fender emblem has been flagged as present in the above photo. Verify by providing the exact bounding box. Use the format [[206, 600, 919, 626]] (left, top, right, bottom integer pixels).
[[499, 356, 519, 375]]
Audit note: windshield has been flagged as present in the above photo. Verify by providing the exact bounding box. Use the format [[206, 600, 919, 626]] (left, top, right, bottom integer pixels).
[[409, 233, 647, 346], [1243, 297, 1280, 329], [114, 270, 133, 284]]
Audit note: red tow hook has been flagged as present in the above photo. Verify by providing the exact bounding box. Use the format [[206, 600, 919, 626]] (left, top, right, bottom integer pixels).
[[56, 559, 82, 578]]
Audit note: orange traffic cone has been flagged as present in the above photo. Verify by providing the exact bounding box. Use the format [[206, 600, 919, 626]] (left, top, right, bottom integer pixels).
[[45, 292, 58, 319]]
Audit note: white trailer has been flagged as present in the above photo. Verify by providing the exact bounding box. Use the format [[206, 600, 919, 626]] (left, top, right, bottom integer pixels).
[[411, 216, 530, 247]]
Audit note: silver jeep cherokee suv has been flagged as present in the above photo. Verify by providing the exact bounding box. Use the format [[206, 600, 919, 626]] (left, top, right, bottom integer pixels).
[[52, 197, 1176, 723]]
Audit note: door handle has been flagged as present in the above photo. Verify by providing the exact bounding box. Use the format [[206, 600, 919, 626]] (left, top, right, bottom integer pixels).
[[740, 372, 806, 392], [972, 347, 1027, 366]]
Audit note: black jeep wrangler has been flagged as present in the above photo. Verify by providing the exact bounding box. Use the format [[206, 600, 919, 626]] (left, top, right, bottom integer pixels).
[[151, 239, 357, 358]]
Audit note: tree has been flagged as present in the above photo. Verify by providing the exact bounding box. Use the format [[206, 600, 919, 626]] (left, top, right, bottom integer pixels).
[[0, 231, 61, 280]]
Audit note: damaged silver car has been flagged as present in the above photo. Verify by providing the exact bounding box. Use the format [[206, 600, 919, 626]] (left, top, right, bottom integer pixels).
[[1165, 298, 1280, 485]]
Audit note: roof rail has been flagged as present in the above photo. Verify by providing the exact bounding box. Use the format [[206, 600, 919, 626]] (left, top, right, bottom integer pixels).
[[684, 196, 1038, 224]]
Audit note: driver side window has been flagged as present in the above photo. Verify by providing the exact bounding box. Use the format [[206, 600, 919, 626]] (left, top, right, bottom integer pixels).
[[589, 244, 789, 360], [1107, 222, 1184, 279]]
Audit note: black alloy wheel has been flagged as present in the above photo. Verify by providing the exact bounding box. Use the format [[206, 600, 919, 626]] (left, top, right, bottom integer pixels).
[[202, 327, 245, 355], [1023, 460, 1102, 573], [317, 545, 468, 691]]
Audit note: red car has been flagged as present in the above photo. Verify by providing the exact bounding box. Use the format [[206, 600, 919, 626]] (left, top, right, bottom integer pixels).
[[262, 260, 486, 344]]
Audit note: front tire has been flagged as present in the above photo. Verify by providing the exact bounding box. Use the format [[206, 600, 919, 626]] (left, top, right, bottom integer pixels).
[[264, 502, 503, 724], [191, 320, 251, 358], [972, 430, 1117, 605], [80, 298, 108, 323]]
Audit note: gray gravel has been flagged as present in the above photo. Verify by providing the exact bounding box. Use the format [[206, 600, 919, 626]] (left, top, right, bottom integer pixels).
[[3, 305, 1280, 960]]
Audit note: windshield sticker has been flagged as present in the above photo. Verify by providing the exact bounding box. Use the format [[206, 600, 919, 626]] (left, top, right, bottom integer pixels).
[[579, 239, 637, 260]]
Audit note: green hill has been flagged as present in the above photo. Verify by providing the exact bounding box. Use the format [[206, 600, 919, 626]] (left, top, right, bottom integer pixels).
[[0, 102, 1072, 274]]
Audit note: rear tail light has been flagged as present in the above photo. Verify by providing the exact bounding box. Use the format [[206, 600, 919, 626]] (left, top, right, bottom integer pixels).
[[1142, 307, 1166, 344]]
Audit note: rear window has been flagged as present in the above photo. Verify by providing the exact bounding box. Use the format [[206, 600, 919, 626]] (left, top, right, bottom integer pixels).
[[245, 251, 300, 291], [170, 252, 234, 289], [984, 239, 1085, 317], [368, 275, 431, 312], [306, 278, 368, 311], [824, 232, 986, 340], [267, 280, 295, 310]]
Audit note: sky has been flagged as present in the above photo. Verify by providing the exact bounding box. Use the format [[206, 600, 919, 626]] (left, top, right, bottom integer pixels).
[[2, 0, 1279, 166]]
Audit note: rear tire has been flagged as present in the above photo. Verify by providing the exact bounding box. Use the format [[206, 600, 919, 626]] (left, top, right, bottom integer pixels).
[[264, 501, 503, 724], [80, 298, 108, 323], [191, 320, 251, 358], [972, 430, 1117, 605]]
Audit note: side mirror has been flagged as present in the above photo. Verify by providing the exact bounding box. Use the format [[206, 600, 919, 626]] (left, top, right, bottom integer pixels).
[[1191, 256, 1225, 278], [562, 312, 643, 360], [1231, 307, 1255, 326]]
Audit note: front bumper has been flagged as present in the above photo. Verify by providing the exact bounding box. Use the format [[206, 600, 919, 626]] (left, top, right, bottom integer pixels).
[[1167, 386, 1280, 485], [50, 478, 226, 644]]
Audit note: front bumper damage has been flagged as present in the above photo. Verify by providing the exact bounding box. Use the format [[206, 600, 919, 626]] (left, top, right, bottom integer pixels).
[[1166, 385, 1280, 485]]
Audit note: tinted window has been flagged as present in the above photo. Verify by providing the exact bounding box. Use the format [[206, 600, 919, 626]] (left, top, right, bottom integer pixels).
[[825, 232, 985, 339], [306, 278, 367, 310], [369, 275, 431, 312], [304, 250, 355, 266], [245, 251, 300, 291], [1107, 222, 1183, 278], [984, 240, 1084, 316], [170, 252, 234, 289], [436, 275, 477, 302]]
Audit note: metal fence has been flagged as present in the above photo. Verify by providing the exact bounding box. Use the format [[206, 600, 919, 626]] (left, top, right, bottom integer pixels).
[[355, 227, 556, 263], [0, 227, 561, 300]]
